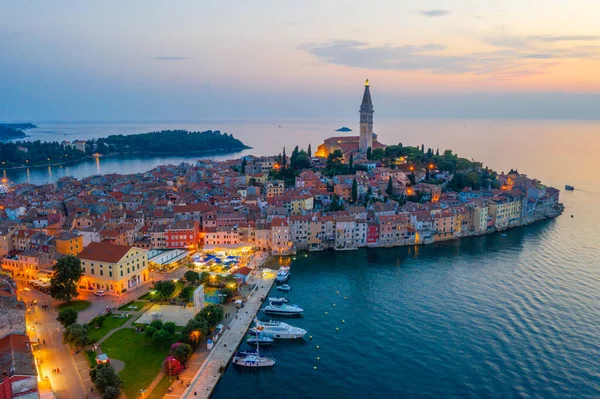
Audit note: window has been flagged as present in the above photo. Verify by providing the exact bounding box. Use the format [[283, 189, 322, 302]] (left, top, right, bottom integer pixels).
[[109, 271, 112, 277], [120, 271, 123, 276], [100, 270, 103, 276]]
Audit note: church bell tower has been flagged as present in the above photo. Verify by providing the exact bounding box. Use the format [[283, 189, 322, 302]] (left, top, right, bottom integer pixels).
[[359, 79, 374, 154]]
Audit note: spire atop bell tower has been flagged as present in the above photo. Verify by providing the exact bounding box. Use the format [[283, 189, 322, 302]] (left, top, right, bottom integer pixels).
[[359, 79, 374, 154]]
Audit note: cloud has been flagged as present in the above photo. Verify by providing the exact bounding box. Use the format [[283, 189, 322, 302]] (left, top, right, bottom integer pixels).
[[302, 39, 600, 77], [152, 56, 190, 61], [417, 9, 451, 17], [532, 35, 599, 42]]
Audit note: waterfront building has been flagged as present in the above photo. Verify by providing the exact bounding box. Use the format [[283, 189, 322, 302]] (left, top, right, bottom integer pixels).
[[270, 218, 294, 255], [316, 80, 386, 158], [488, 195, 522, 229], [335, 215, 356, 250], [77, 242, 149, 294]]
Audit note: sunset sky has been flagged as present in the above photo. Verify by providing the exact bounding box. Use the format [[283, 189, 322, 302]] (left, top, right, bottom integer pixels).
[[2, 0, 600, 120]]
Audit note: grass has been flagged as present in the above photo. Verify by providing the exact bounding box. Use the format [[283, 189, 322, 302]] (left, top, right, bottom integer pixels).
[[138, 292, 154, 300], [57, 300, 91, 312], [102, 328, 176, 399], [86, 351, 97, 368], [87, 315, 131, 343], [147, 374, 172, 399], [118, 301, 146, 311]]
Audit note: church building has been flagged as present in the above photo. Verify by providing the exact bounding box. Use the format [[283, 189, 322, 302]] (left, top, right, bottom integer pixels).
[[316, 79, 386, 159]]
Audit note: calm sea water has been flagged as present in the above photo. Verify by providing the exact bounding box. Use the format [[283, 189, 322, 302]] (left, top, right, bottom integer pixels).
[[212, 186, 600, 399]]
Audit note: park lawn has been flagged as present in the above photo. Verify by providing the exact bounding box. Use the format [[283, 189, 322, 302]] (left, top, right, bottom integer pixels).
[[147, 375, 172, 399], [138, 292, 153, 300], [102, 328, 176, 399], [87, 315, 131, 343], [57, 300, 91, 312], [171, 280, 185, 299], [118, 301, 146, 311]]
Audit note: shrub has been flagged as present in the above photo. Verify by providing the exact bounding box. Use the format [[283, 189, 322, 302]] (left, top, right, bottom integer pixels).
[[150, 319, 164, 330], [163, 356, 184, 376], [90, 363, 122, 399], [57, 308, 78, 328], [163, 322, 176, 335], [152, 329, 172, 348], [144, 326, 157, 338]]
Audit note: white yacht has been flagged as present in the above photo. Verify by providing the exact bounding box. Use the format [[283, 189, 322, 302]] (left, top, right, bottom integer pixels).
[[232, 350, 275, 368], [268, 297, 289, 304], [250, 319, 307, 339], [275, 266, 291, 282], [262, 302, 303, 316]]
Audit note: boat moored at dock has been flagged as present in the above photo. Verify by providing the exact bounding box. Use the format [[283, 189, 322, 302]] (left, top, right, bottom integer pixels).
[[250, 319, 307, 339], [262, 302, 304, 316]]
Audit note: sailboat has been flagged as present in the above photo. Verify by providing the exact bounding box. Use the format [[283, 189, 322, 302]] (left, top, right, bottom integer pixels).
[[233, 322, 276, 367]]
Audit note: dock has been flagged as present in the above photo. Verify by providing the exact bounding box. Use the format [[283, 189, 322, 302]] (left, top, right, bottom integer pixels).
[[180, 271, 275, 398]]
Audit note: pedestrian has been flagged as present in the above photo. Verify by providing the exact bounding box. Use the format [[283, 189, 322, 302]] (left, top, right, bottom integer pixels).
[[91, 387, 94, 392], [43, 339, 46, 345], [56, 367, 60, 373]]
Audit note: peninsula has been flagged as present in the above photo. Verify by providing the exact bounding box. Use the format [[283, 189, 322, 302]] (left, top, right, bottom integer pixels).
[[0, 126, 27, 140], [0, 129, 250, 169]]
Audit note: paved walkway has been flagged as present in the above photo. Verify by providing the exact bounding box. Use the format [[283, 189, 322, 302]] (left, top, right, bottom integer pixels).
[[180, 272, 275, 399]]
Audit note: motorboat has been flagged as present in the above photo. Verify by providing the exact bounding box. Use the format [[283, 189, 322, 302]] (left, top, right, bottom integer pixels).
[[250, 319, 307, 339], [232, 350, 275, 368], [268, 297, 289, 304], [276, 284, 292, 292], [262, 302, 303, 316], [246, 334, 275, 346], [565, 185, 574, 191], [275, 267, 291, 282]]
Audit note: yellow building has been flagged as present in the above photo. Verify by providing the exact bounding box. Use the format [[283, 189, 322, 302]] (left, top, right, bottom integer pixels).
[[489, 196, 522, 229], [266, 180, 285, 198], [245, 173, 268, 185], [55, 232, 83, 256], [78, 242, 148, 294]]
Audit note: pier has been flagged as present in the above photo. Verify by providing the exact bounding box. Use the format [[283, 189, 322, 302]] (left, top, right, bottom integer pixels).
[[181, 269, 275, 398]]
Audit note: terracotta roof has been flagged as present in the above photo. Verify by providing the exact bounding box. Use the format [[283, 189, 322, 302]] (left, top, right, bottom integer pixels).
[[78, 242, 134, 263]]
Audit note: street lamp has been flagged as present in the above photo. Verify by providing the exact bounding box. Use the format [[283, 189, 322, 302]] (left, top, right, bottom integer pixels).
[[140, 389, 147, 398]]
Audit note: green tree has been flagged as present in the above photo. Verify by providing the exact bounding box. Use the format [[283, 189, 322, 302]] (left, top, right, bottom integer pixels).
[[241, 158, 247, 174], [351, 178, 358, 203], [307, 143, 312, 157], [171, 343, 193, 365], [199, 272, 211, 285], [371, 148, 385, 161], [366, 146, 372, 160], [57, 308, 78, 328], [153, 280, 176, 300], [386, 176, 393, 196], [90, 363, 122, 399], [348, 153, 354, 172], [63, 323, 89, 349], [163, 321, 177, 335], [152, 329, 172, 348], [184, 270, 200, 284], [150, 320, 164, 330], [179, 285, 194, 301], [144, 326, 157, 338], [219, 287, 235, 301], [282, 147, 287, 167], [50, 256, 82, 304]]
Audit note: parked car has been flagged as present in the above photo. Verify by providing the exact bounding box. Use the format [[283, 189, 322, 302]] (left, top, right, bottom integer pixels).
[[94, 290, 106, 296]]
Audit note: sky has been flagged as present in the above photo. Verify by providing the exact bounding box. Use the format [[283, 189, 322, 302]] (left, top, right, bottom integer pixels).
[[2, 0, 600, 120]]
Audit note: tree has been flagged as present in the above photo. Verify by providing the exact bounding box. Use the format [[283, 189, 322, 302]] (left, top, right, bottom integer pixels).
[[421, 144, 425, 153], [171, 342, 193, 365], [179, 285, 194, 301], [152, 329, 172, 347], [50, 256, 82, 303], [153, 280, 176, 300], [184, 270, 199, 284], [371, 148, 385, 161], [199, 272, 211, 285], [163, 321, 177, 335], [219, 287, 235, 302], [348, 153, 354, 172], [351, 178, 358, 203], [282, 147, 287, 167], [241, 158, 247, 174], [307, 143, 312, 157], [408, 173, 416, 185], [425, 167, 430, 181], [326, 150, 344, 169], [57, 308, 78, 328], [366, 146, 372, 160], [144, 326, 157, 338], [90, 363, 122, 399], [63, 323, 89, 349], [386, 176, 393, 196], [436, 148, 439, 156], [163, 356, 184, 376], [150, 319, 164, 330]]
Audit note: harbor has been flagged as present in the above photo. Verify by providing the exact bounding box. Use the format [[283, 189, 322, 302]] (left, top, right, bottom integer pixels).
[[181, 259, 276, 398]]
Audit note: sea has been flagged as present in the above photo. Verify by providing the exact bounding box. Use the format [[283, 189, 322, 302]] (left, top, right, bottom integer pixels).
[[3, 119, 600, 398]]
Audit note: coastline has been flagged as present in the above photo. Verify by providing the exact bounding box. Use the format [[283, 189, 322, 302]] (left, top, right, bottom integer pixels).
[[0, 147, 251, 172]]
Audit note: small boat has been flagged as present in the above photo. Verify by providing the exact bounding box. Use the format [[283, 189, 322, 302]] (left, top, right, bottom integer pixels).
[[232, 350, 275, 368], [250, 319, 307, 339], [268, 297, 289, 304], [565, 185, 574, 191], [262, 302, 303, 316], [276, 284, 292, 292], [246, 334, 275, 346], [275, 267, 291, 282]]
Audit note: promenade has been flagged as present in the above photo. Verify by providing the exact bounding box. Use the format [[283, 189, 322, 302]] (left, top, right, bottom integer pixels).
[[181, 267, 275, 399]]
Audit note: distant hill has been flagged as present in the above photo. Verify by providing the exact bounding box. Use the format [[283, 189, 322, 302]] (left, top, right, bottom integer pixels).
[[0, 123, 37, 130], [336, 127, 352, 132], [0, 126, 26, 140]]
